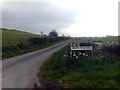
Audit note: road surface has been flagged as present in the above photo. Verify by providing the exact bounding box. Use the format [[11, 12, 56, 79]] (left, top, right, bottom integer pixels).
[[2, 40, 70, 88]]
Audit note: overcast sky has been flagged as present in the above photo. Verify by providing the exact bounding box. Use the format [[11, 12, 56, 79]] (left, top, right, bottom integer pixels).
[[1, 0, 119, 37]]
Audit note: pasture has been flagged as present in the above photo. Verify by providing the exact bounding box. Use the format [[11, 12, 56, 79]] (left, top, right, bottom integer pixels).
[[1, 28, 68, 59], [1, 28, 41, 47], [90, 36, 119, 43]]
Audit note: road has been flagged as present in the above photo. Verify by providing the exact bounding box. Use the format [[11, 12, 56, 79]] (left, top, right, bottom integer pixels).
[[2, 40, 70, 88]]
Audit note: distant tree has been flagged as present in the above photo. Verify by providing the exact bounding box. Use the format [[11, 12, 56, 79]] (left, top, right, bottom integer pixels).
[[62, 34, 65, 37], [49, 30, 58, 37], [40, 31, 43, 36], [44, 34, 47, 36]]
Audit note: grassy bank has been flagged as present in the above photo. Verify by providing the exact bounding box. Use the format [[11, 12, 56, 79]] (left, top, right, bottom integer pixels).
[[41, 44, 120, 88], [2, 41, 63, 59], [2, 28, 69, 59], [2, 28, 40, 47]]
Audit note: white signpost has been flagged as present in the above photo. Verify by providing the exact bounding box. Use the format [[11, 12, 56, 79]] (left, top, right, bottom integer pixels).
[[71, 46, 92, 51], [70, 45, 93, 58]]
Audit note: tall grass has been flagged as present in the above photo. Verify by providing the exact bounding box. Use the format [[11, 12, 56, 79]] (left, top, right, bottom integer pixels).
[[41, 45, 120, 88]]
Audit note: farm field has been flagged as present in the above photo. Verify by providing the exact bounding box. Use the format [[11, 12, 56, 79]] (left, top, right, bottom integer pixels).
[[1, 28, 68, 59], [40, 38, 120, 89], [90, 36, 119, 43], [1, 28, 41, 47]]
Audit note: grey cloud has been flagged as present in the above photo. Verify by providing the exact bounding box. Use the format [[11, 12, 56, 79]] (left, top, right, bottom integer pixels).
[[2, 2, 78, 35]]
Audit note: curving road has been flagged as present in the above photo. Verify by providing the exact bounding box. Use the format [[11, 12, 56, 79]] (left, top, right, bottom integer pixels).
[[2, 40, 70, 88]]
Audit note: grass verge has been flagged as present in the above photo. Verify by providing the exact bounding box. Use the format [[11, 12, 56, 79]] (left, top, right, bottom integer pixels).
[[2, 40, 63, 59], [2, 28, 69, 59], [40, 45, 120, 89]]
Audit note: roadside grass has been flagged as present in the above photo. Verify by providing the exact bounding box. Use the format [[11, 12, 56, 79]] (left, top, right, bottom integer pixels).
[[41, 45, 120, 88], [2, 41, 62, 59]]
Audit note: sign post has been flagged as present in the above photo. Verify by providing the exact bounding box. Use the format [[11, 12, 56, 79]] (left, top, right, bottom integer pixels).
[[70, 45, 93, 59]]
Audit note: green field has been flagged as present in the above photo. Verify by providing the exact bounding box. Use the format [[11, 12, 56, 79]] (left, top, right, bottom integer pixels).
[[41, 40, 120, 88], [1, 28, 43, 59], [1, 28, 68, 59], [90, 36, 119, 43], [1, 28, 40, 47]]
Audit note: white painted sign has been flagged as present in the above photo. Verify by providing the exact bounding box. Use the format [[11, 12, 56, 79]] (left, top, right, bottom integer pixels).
[[71, 46, 92, 50]]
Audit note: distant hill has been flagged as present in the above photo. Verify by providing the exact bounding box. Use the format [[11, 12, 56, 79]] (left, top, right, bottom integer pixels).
[[1, 28, 41, 46]]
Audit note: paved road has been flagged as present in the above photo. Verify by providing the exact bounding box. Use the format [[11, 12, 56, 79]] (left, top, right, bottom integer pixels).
[[2, 41, 70, 88]]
